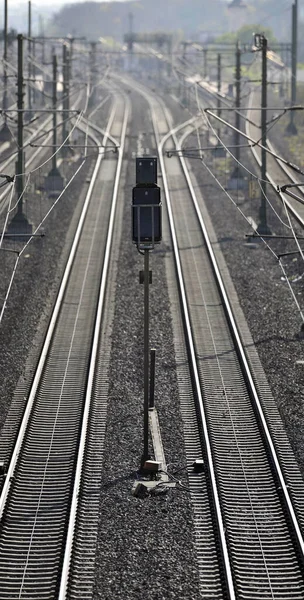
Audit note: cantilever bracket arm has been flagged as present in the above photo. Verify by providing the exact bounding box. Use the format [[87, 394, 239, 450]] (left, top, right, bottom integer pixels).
[[278, 183, 304, 206], [0, 173, 14, 184], [204, 108, 304, 177]]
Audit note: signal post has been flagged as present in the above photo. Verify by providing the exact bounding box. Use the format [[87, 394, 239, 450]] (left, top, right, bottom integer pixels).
[[132, 158, 161, 471]]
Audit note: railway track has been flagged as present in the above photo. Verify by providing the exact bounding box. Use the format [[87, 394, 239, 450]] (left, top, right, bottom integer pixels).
[[190, 69, 304, 231], [119, 73, 304, 598], [2, 47, 304, 598], [247, 87, 304, 229], [0, 42, 106, 220], [0, 90, 129, 599]]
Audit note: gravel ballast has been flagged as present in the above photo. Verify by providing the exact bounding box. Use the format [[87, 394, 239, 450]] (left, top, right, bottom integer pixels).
[[93, 84, 304, 598], [1, 77, 304, 600], [92, 90, 200, 600]]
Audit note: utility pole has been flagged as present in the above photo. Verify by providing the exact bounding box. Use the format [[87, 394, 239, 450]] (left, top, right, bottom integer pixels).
[[231, 42, 242, 179], [89, 41, 97, 107], [128, 12, 133, 50], [28, 0, 32, 116], [0, 0, 10, 140], [45, 53, 64, 195], [17, 34, 25, 206], [62, 43, 70, 155], [52, 54, 58, 174], [286, 0, 298, 134], [128, 12, 134, 71], [32, 37, 36, 106], [39, 15, 45, 64], [6, 34, 32, 236], [257, 34, 271, 235], [217, 53, 221, 136], [203, 48, 207, 79], [167, 38, 172, 78], [68, 35, 74, 80], [38, 15, 45, 108]]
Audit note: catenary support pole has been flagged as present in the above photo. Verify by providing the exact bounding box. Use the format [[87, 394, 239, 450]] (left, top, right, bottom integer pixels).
[[28, 0, 32, 114], [68, 36, 74, 80], [203, 48, 207, 79], [0, 0, 9, 138], [128, 11, 133, 49], [227, 41, 245, 187], [232, 42, 241, 178], [52, 54, 58, 172], [45, 51, 63, 194], [39, 17, 46, 108], [17, 34, 25, 207], [62, 43, 69, 154], [32, 37, 36, 106], [6, 33, 32, 238], [89, 42, 96, 106], [3, 0, 7, 112], [39, 15, 45, 64], [217, 53, 221, 137], [287, 0, 298, 134], [257, 35, 271, 234]]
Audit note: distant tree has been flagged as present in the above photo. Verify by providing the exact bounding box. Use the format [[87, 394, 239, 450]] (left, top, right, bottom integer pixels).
[[215, 24, 277, 48], [48, 0, 227, 41]]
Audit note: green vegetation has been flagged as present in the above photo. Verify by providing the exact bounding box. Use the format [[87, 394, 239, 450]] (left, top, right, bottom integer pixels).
[[215, 24, 277, 48], [47, 0, 291, 43]]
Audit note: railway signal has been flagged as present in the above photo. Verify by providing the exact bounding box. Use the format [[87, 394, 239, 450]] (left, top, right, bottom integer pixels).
[[132, 157, 161, 245], [132, 157, 161, 468]]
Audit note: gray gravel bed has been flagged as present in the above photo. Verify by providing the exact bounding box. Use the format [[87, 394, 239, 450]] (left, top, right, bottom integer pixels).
[[0, 151, 95, 434], [0, 96, 112, 440], [171, 92, 304, 475], [2, 79, 304, 600], [92, 90, 200, 600], [93, 85, 304, 599]]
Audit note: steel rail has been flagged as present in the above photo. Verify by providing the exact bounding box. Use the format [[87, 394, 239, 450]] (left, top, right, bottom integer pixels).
[[178, 118, 304, 555], [158, 127, 237, 600], [118, 73, 236, 600], [177, 80, 304, 558], [0, 88, 87, 214], [246, 89, 304, 228], [0, 97, 119, 521], [58, 92, 130, 599], [194, 73, 304, 229], [0, 94, 126, 599], [125, 70, 304, 592]]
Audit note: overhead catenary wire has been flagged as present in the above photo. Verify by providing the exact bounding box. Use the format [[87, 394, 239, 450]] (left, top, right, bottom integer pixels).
[[150, 39, 304, 322], [15, 110, 85, 178], [187, 126, 304, 324], [194, 84, 304, 235], [193, 57, 304, 265], [0, 73, 115, 328], [0, 158, 86, 327], [194, 85, 293, 228]]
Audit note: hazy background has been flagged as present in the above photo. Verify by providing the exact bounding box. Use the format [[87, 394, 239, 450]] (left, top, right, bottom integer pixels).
[[0, 0, 301, 50]]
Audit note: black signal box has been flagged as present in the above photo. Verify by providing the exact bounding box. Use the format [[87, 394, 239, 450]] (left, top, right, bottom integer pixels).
[[136, 157, 157, 185], [132, 185, 161, 244]]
